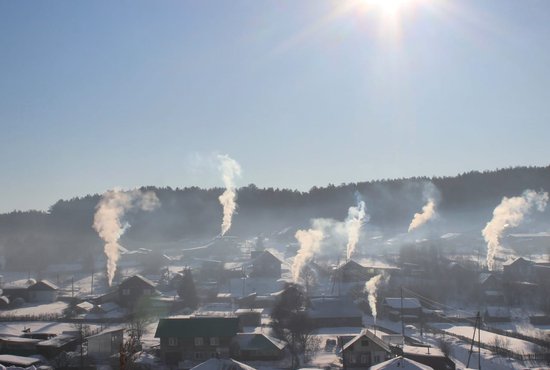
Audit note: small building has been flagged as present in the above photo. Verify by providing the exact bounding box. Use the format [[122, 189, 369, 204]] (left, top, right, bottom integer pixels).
[[334, 260, 371, 283], [117, 275, 157, 310], [231, 333, 286, 361], [249, 250, 282, 278], [382, 298, 422, 322], [0, 354, 42, 368], [86, 328, 124, 360], [27, 280, 59, 303], [369, 356, 433, 370], [74, 301, 94, 314], [155, 316, 240, 366], [308, 297, 363, 328], [37, 334, 78, 358], [342, 330, 393, 369], [191, 357, 257, 370]]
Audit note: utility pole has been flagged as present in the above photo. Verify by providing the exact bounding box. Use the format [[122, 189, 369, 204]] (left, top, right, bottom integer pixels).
[[467, 311, 481, 369], [400, 287, 405, 337]]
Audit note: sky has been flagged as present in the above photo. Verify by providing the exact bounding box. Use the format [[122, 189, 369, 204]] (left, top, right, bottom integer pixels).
[[1, 0, 550, 212]]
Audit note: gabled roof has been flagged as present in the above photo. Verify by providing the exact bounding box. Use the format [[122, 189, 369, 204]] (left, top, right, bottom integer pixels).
[[502, 257, 533, 267], [190, 358, 257, 370], [342, 329, 391, 352], [119, 274, 156, 289], [383, 298, 421, 310], [233, 333, 286, 351], [28, 280, 59, 291], [155, 316, 239, 338], [336, 259, 366, 272], [252, 250, 282, 265], [478, 273, 496, 285], [86, 328, 124, 340], [370, 356, 433, 370]]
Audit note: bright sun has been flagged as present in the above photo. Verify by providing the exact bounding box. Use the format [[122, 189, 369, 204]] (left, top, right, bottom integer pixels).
[[363, 0, 413, 15]]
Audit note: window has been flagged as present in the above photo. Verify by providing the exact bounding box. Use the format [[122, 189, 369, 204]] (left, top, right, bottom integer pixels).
[[194, 337, 204, 346], [168, 337, 178, 346], [209, 337, 219, 346], [122, 289, 130, 296]]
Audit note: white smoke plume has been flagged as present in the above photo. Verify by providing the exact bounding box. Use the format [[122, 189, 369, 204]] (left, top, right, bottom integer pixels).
[[292, 228, 324, 283], [483, 189, 548, 271], [408, 199, 437, 232], [365, 273, 388, 322], [93, 189, 160, 286], [217, 154, 242, 236], [345, 200, 368, 260]]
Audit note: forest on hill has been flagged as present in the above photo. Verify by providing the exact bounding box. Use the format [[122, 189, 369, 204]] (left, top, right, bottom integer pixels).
[[0, 165, 549, 271]]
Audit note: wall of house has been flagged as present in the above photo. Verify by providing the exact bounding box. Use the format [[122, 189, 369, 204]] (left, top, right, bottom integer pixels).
[[88, 332, 123, 359], [28, 290, 57, 303], [343, 340, 389, 368], [160, 336, 233, 365]]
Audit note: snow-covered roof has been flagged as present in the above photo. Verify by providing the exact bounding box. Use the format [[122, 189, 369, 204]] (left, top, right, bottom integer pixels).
[[342, 329, 390, 352], [28, 280, 59, 291], [233, 333, 286, 351], [369, 356, 433, 370], [76, 301, 94, 312], [0, 354, 40, 367], [190, 358, 257, 370], [402, 345, 445, 358], [86, 328, 124, 340], [308, 297, 363, 319], [383, 298, 421, 310], [96, 302, 120, 313], [37, 334, 77, 348]]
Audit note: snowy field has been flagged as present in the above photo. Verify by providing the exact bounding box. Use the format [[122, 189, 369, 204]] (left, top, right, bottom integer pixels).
[[431, 323, 542, 354], [0, 301, 68, 318], [0, 321, 106, 337]]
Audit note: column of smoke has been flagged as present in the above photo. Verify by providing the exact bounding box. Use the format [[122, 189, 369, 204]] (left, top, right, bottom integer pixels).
[[365, 273, 387, 326], [408, 199, 436, 232], [345, 200, 367, 260], [93, 189, 160, 286], [292, 228, 324, 283], [217, 154, 242, 236], [483, 189, 548, 271]]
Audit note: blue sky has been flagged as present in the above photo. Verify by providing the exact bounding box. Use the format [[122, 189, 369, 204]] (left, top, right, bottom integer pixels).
[[1, 0, 550, 212]]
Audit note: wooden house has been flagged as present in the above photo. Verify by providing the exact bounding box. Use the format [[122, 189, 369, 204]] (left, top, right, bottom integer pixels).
[[231, 333, 286, 361], [342, 330, 393, 369], [155, 316, 240, 366]]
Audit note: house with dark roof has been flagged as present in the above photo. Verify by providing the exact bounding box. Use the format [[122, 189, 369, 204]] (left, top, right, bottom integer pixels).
[[503, 257, 535, 282], [342, 329, 393, 369], [231, 333, 286, 361], [28, 280, 59, 303], [334, 260, 372, 282], [401, 345, 455, 370], [155, 316, 240, 366], [249, 250, 282, 278], [117, 275, 157, 310], [307, 297, 363, 328]]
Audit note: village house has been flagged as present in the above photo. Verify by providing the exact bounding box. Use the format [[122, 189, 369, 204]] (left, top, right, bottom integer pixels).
[[117, 274, 157, 310], [342, 329, 393, 369], [334, 260, 372, 283], [502, 257, 535, 282], [249, 250, 282, 278], [234, 308, 263, 328], [27, 280, 59, 303], [231, 333, 286, 361], [401, 345, 455, 370], [155, 316, 240, 366], [370, 356, 433, 370]]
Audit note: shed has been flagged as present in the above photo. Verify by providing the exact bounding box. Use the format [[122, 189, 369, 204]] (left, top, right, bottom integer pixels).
[[0, 354, 41, 367], [86, 328, 124, 360], [231, 333, 286, 361], [369, 356, 433, 370]]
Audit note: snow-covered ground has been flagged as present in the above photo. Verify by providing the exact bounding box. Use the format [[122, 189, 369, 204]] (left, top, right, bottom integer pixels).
[[0, 321, 105, 337], [0, 301, 68, 318], [431, 323, 542, 354]]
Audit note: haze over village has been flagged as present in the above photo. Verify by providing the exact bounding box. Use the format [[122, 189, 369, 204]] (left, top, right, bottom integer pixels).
[[1, 1, 550, 370]]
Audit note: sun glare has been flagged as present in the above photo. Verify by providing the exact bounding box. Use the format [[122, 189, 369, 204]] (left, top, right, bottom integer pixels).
[[365, 0, 412, 16]]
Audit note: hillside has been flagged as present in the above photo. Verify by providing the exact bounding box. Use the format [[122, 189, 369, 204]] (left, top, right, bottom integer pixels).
[[0, 165, 549, 270]]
